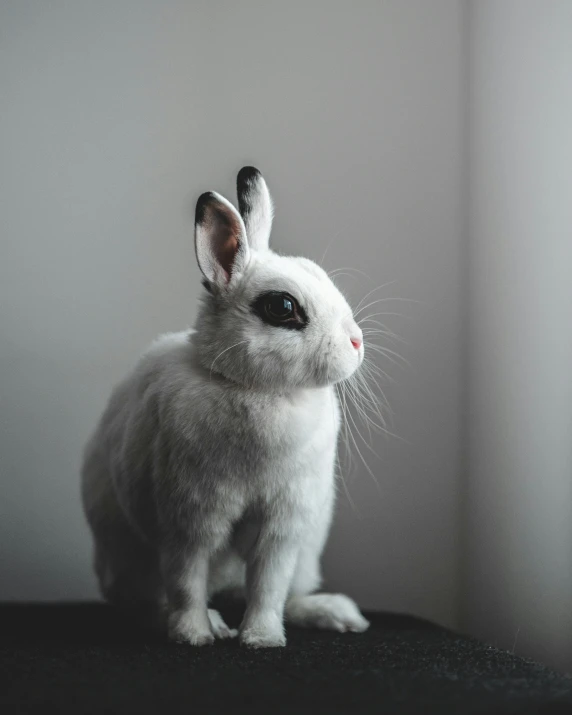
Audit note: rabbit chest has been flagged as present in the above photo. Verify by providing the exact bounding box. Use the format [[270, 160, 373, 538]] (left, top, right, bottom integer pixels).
[[167, 379, 341, 531], [191, 383, 339, 481]]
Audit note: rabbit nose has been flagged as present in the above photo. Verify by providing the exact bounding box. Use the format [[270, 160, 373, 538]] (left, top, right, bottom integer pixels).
[[347, 324, 363, 350]]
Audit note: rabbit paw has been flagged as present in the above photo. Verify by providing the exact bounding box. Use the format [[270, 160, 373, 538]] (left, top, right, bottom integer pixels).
[[286, 593, 370, 633], [240, 612, 286, 648], [208, 608, 238, 639], [168, 609, 214, 646]]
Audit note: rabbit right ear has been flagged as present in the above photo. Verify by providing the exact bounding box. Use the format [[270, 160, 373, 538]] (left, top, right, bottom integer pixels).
[[195, 192, 250, 287], [236, 166, 274, 251]]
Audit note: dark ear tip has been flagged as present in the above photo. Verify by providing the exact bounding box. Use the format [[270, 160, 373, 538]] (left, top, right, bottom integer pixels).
[[195, 191, 217, 224], [237, 166, 262, 186]]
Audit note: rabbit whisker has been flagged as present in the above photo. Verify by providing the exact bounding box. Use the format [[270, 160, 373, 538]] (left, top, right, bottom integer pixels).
[[209, 340, 249, 380]]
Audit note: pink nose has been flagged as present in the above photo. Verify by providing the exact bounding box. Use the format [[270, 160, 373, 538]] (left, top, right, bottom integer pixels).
[[350, 337, 362, 350]]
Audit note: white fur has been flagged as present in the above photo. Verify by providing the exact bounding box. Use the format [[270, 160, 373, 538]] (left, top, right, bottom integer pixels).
[[81, 168, 369, 648], [239, 173, 274, 251], [286, 594, 370, 632]]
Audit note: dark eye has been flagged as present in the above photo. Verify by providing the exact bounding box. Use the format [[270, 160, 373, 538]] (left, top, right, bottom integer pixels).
[[265, 293, 294, 320], [251, 291, 307, 330]]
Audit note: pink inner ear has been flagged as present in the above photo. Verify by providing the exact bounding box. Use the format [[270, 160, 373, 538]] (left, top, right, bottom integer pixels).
[[215, 232, 239, 281]]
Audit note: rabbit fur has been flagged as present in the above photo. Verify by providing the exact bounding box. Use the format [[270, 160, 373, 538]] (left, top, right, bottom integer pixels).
[[81, 166, 369, 648]]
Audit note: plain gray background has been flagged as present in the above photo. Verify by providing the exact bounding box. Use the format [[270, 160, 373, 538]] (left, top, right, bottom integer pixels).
[[0, 0, 463, 626], [465, 1, 572, 671], [2, 0, 570, 671]]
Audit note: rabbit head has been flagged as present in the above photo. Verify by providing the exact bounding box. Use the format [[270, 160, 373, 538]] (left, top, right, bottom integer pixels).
[[193, 167, 363, 390]]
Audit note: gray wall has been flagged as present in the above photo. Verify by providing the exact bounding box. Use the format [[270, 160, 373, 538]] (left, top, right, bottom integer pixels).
[[464, 0, 572, 671], [0, 1, 464, 628]]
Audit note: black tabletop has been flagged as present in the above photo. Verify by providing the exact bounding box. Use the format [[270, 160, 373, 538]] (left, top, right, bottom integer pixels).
[[1, 602, 571, 714]]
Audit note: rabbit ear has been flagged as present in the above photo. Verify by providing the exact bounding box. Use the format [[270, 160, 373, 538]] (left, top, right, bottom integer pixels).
[[194, 192, 250, 286], [236, 166, 274, 251]]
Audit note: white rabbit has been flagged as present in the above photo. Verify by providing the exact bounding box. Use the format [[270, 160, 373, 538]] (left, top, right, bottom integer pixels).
[[81, 166, 370, 648]]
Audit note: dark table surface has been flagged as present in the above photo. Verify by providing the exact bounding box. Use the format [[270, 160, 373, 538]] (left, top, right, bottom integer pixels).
[[1, 602, 571, 714]]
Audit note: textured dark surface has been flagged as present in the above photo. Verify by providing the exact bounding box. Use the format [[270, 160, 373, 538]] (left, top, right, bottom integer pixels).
[[1, 602, 571, 714]]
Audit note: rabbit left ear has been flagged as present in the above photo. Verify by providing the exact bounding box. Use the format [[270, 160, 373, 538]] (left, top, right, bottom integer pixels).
[[194, 191, 250, 286], [236, 166, 274, 251]]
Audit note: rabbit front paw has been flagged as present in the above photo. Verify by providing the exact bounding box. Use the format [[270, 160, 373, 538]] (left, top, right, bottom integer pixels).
[[168, 609, 215, 646], [240, 611, 286, 648]]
